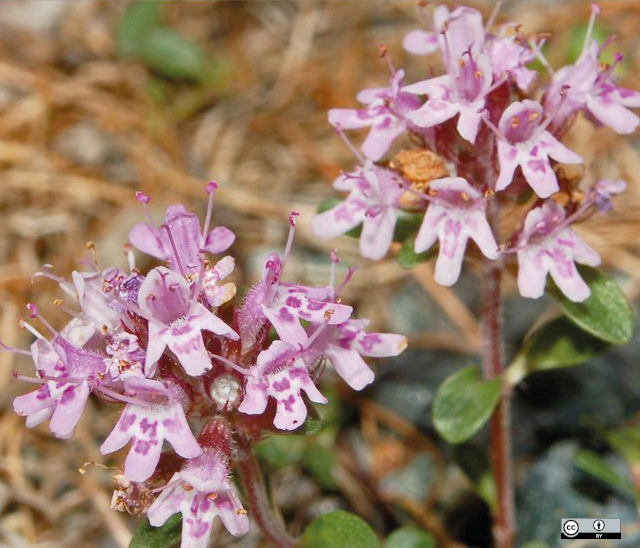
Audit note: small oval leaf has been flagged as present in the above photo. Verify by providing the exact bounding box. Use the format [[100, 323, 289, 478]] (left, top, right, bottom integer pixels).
[[302, 510, 380, 548], [432, 366, 501, 444], [573, 449, 639, 500], [142, 27, 211, 81], [129, 515, 181, 548], [385, 526, 435, 548], [505, 317, 610, 386], [549, 266, 634, 344]]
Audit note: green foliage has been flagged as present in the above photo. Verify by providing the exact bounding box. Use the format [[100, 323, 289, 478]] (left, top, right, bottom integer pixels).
[[397, 236, 436, 269], [116, 1, 215, 82], [453, 443, 497, 512], [393, 211, 425, 241], [505, 317, 609, 386], [302, 445, 337, 489], [301, 510, 380, 548], [607, 425, 640, 466], [549, 266, 634, 345], [385, 526, 435, 548], [573, 449, 639, 501], [129, 515, 181, 548], [432, 366, 501, 444]]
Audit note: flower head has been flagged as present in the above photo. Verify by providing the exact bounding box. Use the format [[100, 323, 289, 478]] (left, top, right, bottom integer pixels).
[[414, 177, 498, 286], [147, 448, 248, 548], [516, 202, 600, 301]]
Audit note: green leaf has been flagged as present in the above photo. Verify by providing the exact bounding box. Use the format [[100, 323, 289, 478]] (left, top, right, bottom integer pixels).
[[432, 366, 501, 444], [452, 443, 497, 512], [393, 210, 425, 241], [117, 1, 163, 58], [573, 449, 638, 500], [505, 317, 609, 386], [255, 435, 306, 467], [549, 266, 634, 344], [397, 236, 436, 270], [607, 426, 640, 466], [302, 510, 380, 548], [385, 526, 435, 548], [142, 27, 211, 82], [129, 515, 181, 548], [302, 445, 337, 489]]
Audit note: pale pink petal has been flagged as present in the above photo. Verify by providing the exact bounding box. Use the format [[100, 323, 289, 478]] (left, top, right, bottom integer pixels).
[[311, 199, 368, 239], [129, 223, 166, 259], [495, 142, 520, 191], [355, 332, 407, 358], [49, 381, 90, 439], [521, 156, 558, 198], [406, 98, 460, 129], [204, 226, 235, 255], [148, 478, 185, 526], [587, 94, 640, 134], [165, 326, 212, 376], [434, 216, 469, 286], [328, 108, 373, 129], [517, 250, 547, 299], [456, 103, 484, 144], [539, 133, 583, 164], [361, 120, 404, 161], [325, 346, 375, 390], [238, 377, 269, 415], [360, 208, 397, 260], [162, 407, 202, 459], [403, 29, 439, 55], [189, 303, 239, 340], [467, 210, 499, 260], [216, 491, 250, 536], [414, 205, 443, 254]]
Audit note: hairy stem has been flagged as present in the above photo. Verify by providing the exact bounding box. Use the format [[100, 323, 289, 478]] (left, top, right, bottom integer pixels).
[[237, 445, 298, 548], [482, 199, 516, 548]]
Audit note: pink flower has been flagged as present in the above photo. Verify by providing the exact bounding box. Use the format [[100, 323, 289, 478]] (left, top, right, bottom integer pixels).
[[139, 267, 238, 377], [130, 204, 235, 275], [147, 448, 248, 548], [100, 378, 202, 482], [239, 341, 327, 431], [311, 162, 405, 260], [403, 49, 493, 144], [414, 177, 498, 286], [516, 202, 600, 301], [495, 100, 583, 197], [545, 35, 640, 134], [328, 70, 421, 161], [305, 319, 407, 390], [13, 336, 105, 439]]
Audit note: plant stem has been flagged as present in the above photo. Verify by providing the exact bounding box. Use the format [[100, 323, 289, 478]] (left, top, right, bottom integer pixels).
[[237, 443, 298, 548], [481, 199, 516, 548]]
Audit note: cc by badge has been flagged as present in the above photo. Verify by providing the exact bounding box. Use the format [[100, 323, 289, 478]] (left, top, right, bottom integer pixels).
[[563, 520, 579, 537]]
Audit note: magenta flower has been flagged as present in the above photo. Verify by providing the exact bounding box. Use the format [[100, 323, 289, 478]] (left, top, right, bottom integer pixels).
[[488, 31, 536, 91], [100, 378, 202, 482], [414, 177, 498, 286], [139, 267, 238, 377], [239, 341, 327, 431], [306, 319, 407, 390], [495, 100, 583, 197], [13, 336, 105, 439], [130, 203, 234, 275], [516, 202, 600, 301], [545, 40, 640, 134], [311, 162, 405, 260], [147, 448, 248, 548], [328, 70, 421, 161], [403, 49, 493, 144]]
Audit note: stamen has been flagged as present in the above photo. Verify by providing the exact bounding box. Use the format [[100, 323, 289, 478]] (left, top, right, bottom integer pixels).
[[135, 191, 157, 229], [32, 268, 76, 298], [485, 1, 502, 32], [583, 3, 601, 54], [18, 318, 48, 341], [124, 244, 136, 272], [86, 241, 99, 271], [98, 385, 163, 407], [209, 353, 251, 375], [202, 181, 218, 239], [528, 38, 555, 76], [53, 299, 79, 318], [334, 124, 365, 163], [282, 211, 299, 266], [163, 225, 187, 278], [0, 340, 31, 356]]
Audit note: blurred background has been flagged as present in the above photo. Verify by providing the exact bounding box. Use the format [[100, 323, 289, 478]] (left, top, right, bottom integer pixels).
[[1, 2, 640, 547]]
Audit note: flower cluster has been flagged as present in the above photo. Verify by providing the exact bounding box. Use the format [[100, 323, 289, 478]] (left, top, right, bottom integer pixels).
[[5, 185, 406, 548], [313, 3, 636, 302]]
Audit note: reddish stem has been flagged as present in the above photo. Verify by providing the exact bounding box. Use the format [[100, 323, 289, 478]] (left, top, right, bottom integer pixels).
[[482, 199, 516, 548], [236, 444, 298, 548]]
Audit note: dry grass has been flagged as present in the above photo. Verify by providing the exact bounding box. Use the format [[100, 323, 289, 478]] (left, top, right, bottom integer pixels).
[[0, 1, 639, 546]]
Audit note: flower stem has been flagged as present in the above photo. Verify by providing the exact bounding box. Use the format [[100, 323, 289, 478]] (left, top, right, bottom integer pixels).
[[236, 442, 298, 548], [482, 199, 516, 548]]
